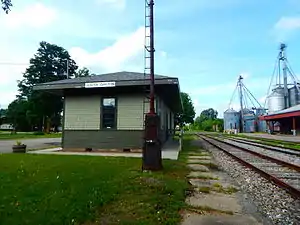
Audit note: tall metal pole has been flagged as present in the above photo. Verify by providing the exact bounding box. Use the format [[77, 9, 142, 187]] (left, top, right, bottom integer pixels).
[[238, 75, 244, 132], [149, 0, 155, 114], [142, 0, 162, 171], [280, 44, 289, 108]]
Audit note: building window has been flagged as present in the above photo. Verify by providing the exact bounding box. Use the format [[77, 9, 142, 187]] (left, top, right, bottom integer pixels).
[[101, 97, 116, 129]]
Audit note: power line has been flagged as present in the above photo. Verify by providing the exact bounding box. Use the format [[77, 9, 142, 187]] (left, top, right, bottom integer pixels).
[[0, 62, 29, 66]]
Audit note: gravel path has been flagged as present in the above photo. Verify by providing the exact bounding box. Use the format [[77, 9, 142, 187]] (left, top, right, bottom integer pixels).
[[199, 137, 300, 225]]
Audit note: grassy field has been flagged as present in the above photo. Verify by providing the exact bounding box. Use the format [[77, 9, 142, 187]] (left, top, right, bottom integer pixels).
[[0, 136, 193, 225], [0, 132, 62, 140]]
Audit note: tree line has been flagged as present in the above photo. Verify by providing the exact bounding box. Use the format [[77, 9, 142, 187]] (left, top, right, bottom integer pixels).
[[1, 42, 91, 132], [192, 108, 224, 132]]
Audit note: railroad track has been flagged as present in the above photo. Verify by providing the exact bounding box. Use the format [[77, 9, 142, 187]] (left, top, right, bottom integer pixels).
[[215, 134, 300, 152], [206, 134, 300, 167], [225, 137, 300, 157], [205, 134, 300, 157], [198, 134, 300, 198]]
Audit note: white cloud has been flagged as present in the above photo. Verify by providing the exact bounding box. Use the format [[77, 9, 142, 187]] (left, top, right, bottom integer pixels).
[[1, 3, 58, 29], [0, 47, 33, 108], [275, 16, 300, 30], [70, 27, 147, 72], [273, 16, 300, 41], [188, 74, 269, 119], [95, 0, 126, 10]]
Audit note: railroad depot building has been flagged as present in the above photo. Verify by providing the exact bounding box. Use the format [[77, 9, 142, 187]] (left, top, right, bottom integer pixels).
[[33, 71, 182, 150]]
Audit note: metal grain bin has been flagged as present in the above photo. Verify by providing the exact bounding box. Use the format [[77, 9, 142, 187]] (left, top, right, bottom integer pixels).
[[243, 109, 256, 133], [255, 108, 267, 132], [224, 109, 240, 131], [267, 87, 285, 113], [289, 85, 300, 107]]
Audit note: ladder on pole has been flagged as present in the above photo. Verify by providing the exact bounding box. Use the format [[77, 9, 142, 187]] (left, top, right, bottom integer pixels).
[[143, 0, 152, 129]]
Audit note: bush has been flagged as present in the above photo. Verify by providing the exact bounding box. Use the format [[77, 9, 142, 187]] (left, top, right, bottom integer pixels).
[[33, 131, 45, 135]]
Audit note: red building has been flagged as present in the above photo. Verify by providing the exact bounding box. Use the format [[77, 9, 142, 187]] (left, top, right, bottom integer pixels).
[[259, 105, 300, 136]]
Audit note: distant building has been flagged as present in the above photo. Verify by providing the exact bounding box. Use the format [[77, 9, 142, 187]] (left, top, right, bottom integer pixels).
[[0, 124, 13, 130]]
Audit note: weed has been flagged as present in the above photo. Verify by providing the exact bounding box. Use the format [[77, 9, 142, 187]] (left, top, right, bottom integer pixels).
[[189, 206, 233, 215], [198, 186, 211, 193]]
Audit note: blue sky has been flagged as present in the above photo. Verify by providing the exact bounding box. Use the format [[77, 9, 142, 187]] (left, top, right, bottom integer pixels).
[[1, 0, 300, 118]]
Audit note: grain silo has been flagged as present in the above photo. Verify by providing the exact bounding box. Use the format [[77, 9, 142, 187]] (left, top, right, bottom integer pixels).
[[256, 108, 267, 132], [289, 85, 300, 107], [225, 75, 264, 133], [267, 87, 285, 113], [242, 109, 256, 133], [223, 109, 240, 132]]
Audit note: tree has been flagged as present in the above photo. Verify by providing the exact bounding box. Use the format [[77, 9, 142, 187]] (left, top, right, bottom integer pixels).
[[75, 67, 90, 78], [0, 108, 6, 117], [2, 0, 12, 13], [6, 99, 31, 131], [0, 108, 7, 125], [175, 92, 195, 126], [194, 108, 223, 132], [197, 108, 218, 123], [17, 41, 78, 132]]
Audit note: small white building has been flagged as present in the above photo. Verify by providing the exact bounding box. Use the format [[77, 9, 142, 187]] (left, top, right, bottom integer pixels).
[[0, 123, 13, 130]]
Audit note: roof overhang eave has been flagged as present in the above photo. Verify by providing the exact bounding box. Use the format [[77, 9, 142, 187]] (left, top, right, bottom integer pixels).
[[33, 78, 179, 92]]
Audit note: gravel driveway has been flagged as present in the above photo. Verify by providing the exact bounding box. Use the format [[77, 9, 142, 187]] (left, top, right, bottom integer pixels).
[[0, 138, 61, 153]]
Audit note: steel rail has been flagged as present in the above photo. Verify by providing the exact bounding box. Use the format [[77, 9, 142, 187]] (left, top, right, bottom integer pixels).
[[203, 134, 300, 172], [198, 134, 300, 199], [225, 135, 300, 153], [209, 133, 300, 152], [207, 133, 300, 157], [225, 137, 300, 157]]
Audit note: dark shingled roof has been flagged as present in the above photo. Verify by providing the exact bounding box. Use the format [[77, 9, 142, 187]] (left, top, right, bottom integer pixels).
[[42, 71, 174, 85]]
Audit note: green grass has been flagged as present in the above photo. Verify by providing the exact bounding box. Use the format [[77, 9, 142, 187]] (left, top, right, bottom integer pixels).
[[0, 132, 62, 140], [0, 135, 195, 225]]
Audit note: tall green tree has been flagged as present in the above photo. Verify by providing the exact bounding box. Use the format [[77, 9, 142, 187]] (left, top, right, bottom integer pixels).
[[198, 108, 218, 122], [0, 108, 6, 117], [194, 108, 222, 131], [175, 92, 195, 126], [17, 41, 78, 131], [75, 67, 90, 78], [1, 0, 12, 13], [0, 108, 7, 125], [6, 99, 31, 131]]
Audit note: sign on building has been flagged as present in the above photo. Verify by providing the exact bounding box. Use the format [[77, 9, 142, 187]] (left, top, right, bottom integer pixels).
[[84, 82, 116, 88]]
